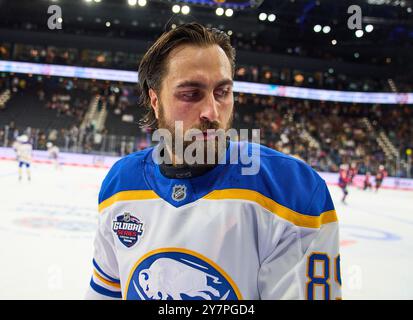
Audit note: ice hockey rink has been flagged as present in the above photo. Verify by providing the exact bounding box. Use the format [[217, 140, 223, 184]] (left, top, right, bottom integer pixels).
[[0, 159, 412, 300]]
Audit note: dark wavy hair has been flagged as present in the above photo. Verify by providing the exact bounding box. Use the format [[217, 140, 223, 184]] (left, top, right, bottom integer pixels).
[[137, 22, 236, 129]]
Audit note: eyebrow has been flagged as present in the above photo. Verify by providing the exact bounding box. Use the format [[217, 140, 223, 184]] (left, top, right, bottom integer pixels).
[[175, 79, 233, 89]]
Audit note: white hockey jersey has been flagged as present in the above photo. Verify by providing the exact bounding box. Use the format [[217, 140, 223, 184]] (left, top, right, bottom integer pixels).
[[16, 143, 32, 164], [86, 141, 342, 300], [48, 146, 59, 159]]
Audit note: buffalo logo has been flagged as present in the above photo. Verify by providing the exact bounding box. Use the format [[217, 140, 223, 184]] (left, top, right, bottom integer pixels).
[[126, 249, 241, 300], [112, 213, 144, 248], [172, 184, 187, 202]]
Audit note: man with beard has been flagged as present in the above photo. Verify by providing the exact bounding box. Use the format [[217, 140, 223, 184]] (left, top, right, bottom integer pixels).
[[86, 23, 341, 300]]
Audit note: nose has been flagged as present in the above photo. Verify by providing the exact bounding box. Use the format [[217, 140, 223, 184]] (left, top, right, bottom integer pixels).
[[199, 92, 219, 123]]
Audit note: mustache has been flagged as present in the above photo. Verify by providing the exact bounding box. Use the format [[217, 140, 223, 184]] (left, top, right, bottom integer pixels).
[[190, 120, 221, 132]]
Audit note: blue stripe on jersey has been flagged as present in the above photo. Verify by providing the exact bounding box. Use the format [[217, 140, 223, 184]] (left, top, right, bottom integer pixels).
[[90, 277, 122, 299], [98, 148, 153, 205], [92, 259, 121, 284], [99, 141, 335, 217]]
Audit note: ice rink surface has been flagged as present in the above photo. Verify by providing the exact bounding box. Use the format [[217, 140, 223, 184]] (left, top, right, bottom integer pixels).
[[0, 159, 412, 300]]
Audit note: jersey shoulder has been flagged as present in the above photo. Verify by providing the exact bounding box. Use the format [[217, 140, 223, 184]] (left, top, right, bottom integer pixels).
[[98, 147, 153, 204], [226, 141, 333, 217]]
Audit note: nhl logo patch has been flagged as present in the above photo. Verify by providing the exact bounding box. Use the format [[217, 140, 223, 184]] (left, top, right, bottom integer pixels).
[[112, 213, 144, 248], [172, 184, 187, 202]]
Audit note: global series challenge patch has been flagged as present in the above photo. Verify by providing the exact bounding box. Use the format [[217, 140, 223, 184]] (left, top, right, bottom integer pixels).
[[112, 212, 144, 248]]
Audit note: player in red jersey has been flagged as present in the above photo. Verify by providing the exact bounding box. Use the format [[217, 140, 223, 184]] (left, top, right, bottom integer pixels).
[[375, 165, 387, 192], [348, 162, 358, 186], [338, 164, 350, 204], [363, 171, 372, 191]]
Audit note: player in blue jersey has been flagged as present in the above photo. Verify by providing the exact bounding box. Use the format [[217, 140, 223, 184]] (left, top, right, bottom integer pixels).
[[86, 23, 342, 300]]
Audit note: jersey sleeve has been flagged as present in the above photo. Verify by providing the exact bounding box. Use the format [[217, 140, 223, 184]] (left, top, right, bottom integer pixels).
[[258, 180, 342, 300], [85, 180, 122, 300]]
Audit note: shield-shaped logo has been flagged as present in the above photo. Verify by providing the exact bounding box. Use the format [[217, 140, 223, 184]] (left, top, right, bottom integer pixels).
[[172, 184, 187, 202], [112, 213, 144, 248], [123, 212, 131, 222]]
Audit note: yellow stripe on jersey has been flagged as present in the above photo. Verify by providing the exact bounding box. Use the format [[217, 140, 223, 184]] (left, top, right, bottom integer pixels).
[[98, 190, 159, 213], [202, 189, 337, 228], [93, 270, 121, 289]]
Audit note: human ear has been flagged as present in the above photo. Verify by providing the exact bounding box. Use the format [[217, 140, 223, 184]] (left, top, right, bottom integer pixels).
[[149, 88, 160, 119]]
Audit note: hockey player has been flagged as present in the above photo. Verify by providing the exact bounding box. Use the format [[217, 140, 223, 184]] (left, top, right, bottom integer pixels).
[[348, 162, 358, 186], [12, 137, 22, 162], [338, 164, 350, 204], [46, 142, 60, 169], [85, 23, 341, 300], [363, 171, 372, 191], [375, 165, 387, 192], [16, 134, 32, 181]]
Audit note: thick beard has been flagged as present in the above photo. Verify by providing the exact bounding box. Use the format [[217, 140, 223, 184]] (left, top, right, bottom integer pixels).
[[157, 102, 233, 167]]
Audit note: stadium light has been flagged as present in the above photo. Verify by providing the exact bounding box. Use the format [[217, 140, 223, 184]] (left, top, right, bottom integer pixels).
[[181, 5, 190, 15], [331, 39, 337, 45], [94, 0, 101, 3], [106, 21, 111, 27], [313, 25, 322, 32], [407, 7, 412, 13], [138, 0, 147, 7], [84, 0, 92, 2], [228, 30, 233, 36], [355, 29, 364, 37], [172, 5, 180, 13], [225, 9, 234, 17], [354, 52, 360, 58], [216, 8, 224, 16], [268, 14, 276, 22], [322, 26, 331, 33], [259, 13, 267, 21], [365, 24, 374, 32], [128, 0, 137, 6]]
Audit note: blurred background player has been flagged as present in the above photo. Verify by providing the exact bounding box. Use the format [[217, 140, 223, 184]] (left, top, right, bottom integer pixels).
[[348, 162, 358, 186], [46, 142, 60, 170], [11, 136, 22, 162], [16, 134, 32, 181], [375, 165, 388, 192], [338, 163, 350, 204], [364, 171, 373, 191]]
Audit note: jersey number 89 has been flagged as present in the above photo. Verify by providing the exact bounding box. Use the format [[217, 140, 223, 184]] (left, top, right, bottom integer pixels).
[[306, 252, 341, 300]]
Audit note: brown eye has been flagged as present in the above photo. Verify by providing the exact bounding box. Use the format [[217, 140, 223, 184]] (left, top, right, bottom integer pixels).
[[176, 90, 202, 102], [182, 91, 199, 98], [215, 88, 231, 98]]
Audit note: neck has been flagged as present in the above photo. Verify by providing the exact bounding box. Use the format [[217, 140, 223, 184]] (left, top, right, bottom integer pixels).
[[158, 139, 230, 179]]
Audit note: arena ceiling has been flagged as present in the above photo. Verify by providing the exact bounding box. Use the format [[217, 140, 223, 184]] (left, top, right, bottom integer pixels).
[[0, 0, 412, 67]]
